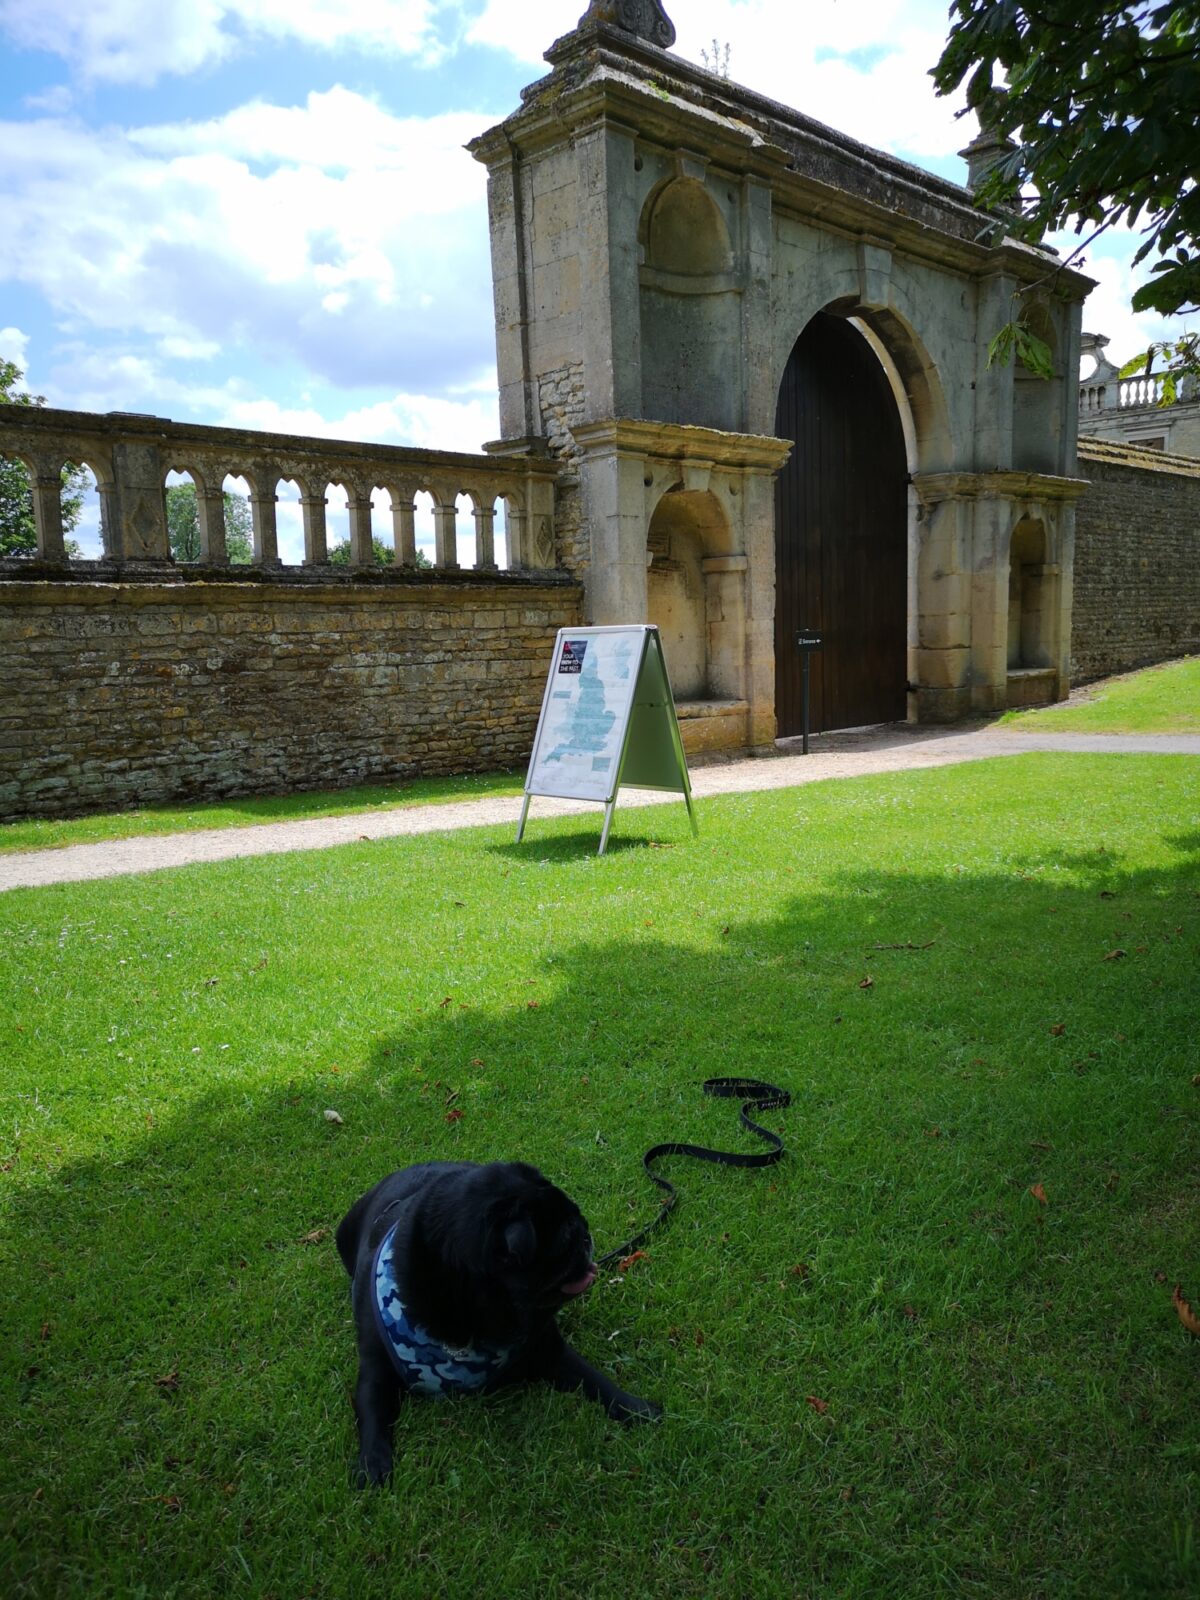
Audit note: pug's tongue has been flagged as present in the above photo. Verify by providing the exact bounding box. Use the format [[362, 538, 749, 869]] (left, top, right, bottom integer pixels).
[[561, 1265, 597, 1296]]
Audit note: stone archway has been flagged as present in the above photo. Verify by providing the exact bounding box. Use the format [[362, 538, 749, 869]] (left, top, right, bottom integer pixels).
[[774, 312, 908, 734]]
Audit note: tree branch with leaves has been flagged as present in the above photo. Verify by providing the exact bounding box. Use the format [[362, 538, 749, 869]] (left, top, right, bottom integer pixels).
[[932, 1, 1200, 389]]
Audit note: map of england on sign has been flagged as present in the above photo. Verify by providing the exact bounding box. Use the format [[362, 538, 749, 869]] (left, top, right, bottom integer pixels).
[[529, 631, 640, 802]]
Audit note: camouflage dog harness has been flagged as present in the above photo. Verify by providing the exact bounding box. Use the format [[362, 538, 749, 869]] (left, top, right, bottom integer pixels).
[[371, 1221, 517, 1396]]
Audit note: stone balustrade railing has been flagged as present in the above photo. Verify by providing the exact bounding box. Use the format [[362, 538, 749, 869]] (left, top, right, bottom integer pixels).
[[0, 406, 558, 574], [1079, 371, 1194, 417]]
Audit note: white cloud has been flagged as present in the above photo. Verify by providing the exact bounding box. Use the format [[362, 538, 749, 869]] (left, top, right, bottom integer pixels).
[[0, 0, 446, 85], [0, 92, 495, 397], [0, 324, 31, 369]]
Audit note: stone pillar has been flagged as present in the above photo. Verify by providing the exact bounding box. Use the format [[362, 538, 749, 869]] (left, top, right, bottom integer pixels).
[[575, 122, 643, 423], [250, 489, 279, 567], [575, 441, 650, 623], [390, 494, 417, 565], [300, 493, 328, 564], [97, 481, 121, 562], [740, 469, 781, 749], [433, 498, 459, 569], [968, 490, 1012, 713], [31, 464, 66, 564], [974, 272, 1016, 469], [741, 177, 776, 436], [505, 502, 528, 570], [482, 144, 535, 440], [198, 487, 228, 564], [472, 502, 497, 570], [701, 553, 747, 701], [912, 476, 975, 722], [347, 489, 374, 567], [111, 440, 170, 561]]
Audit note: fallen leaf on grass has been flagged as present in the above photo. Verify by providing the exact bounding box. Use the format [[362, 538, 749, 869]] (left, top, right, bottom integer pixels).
[[439, 997, 454, 1008], [873, 941, 935, 951], [618, 1251, 648, 1273], [1049, 1023, 1066, 1037], [790, 1263, 811, 1279], [1103, 949, 1127, 962], [805, 1395, 830, 1414], [445, 1109, 464, 1123], [299, 1228, 329, 1246], [1173, 1285, 1200, 1337], [1029, 1183, 1048, 1205], [153, 1371, 180, 1393], [858, 976, 874, 990]]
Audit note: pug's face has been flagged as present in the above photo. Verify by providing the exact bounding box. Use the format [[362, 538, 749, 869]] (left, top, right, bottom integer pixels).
[[480, 1164, 598, 1311]]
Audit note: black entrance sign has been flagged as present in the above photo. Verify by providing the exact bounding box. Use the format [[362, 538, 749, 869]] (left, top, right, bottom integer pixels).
[[796, 628, 822, 754]]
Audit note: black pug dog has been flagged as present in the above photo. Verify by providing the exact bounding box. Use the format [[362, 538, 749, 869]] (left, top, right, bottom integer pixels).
[[336, 1160, 660, 1485]]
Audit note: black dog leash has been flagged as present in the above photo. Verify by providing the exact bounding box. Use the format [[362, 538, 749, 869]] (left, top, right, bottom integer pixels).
[[595, 1078, 790, 1269]]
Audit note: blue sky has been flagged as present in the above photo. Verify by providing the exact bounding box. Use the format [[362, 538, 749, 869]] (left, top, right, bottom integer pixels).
[[0, 0, 1183, 558]]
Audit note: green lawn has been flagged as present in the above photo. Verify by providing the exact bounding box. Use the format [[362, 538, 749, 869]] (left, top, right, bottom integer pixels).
[[0, 769, 525, 855], [1002, 655, 1200, 734], [2, 753, 1198, 1598]]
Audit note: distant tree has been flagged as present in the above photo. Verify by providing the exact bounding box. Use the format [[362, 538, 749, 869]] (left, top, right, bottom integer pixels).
[[328, 536, 430, 567], [932, 2, 1200, 390], [166, 482, 253, 563], [0, 359, 86, 558]]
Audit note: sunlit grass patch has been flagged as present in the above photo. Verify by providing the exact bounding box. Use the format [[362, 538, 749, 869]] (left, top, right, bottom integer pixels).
[[1, 753, 1198, 1598]]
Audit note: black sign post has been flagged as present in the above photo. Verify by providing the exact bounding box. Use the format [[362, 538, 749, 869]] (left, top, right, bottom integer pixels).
[[795, 629, 823, 754]]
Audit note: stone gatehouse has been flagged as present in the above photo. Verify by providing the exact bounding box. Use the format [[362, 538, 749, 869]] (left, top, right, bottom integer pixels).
[[6, 0, 1183, 822], [470, 1, 1091, 742]]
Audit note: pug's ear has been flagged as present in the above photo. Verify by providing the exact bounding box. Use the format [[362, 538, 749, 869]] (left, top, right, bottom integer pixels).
[[502, 1216, 536, 1266]]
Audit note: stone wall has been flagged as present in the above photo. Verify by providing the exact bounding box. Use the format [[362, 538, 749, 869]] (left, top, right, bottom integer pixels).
[[1071, 440, 1200, 683], [0, 572, 582, 819]]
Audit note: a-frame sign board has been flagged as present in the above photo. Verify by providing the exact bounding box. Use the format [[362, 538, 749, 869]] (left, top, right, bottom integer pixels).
[[516, 625, 697, 855]]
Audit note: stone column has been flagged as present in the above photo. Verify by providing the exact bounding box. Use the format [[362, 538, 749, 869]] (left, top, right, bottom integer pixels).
[[390, 493, 417, 565], [701, 553, 747, 701], [472, 501, 497, 570], [197, 487, 228, 564], [347, 489, 374, 567], [741, 177, 776, 436], [968, 490, 1013, 713], [250, 489, 279, 567], [111, 440, 170, 561], [912, 476, 976, 722], [974, 272, 1016, 469], [31, 463, 66, 564], [740, 468, 781, 749], [575, 122, 643, 423], [97, 481, 121, 562], [300, 492, 328, 564], [575, 440, 650, 624], [433, 497, 459, 570]]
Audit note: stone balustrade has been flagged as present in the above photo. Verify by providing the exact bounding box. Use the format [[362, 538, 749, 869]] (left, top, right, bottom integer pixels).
[[1079, 370, 1194, 417], [0, 406, 558, 574]]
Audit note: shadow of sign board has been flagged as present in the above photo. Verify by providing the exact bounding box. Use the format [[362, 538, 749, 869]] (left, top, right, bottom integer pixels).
[[516, 625, 697, 855]]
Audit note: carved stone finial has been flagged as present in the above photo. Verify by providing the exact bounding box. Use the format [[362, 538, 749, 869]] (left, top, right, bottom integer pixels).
[[577, 0, 677, 49]]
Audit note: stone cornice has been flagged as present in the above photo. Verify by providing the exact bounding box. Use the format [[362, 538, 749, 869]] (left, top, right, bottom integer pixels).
[[569, 417, 793, 473], [913, 469, 1090, 508], [469, 28, 1092, 298]]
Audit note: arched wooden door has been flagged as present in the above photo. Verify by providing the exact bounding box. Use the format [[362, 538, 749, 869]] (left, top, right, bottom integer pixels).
[[774, 313, 908, 735]]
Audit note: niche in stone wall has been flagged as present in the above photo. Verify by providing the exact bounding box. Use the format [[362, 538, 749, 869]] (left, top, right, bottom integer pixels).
[[1007, 515, 1052, 669], [646, 486, 742, 701], [638, 176, 742, 432], [1011, 302, 1064, 474]]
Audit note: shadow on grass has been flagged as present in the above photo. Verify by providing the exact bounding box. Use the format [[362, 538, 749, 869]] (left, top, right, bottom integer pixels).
[[2, 824, 1198, 1596]]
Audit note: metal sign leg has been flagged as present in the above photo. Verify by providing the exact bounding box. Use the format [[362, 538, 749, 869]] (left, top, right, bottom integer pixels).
[[598, 800, 617, 855], [515, 793, 531, 844], [683, 788, 699, 837]]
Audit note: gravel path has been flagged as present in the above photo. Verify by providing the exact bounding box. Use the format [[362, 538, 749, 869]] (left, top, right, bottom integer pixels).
[[3, 725, 1197, 892]]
